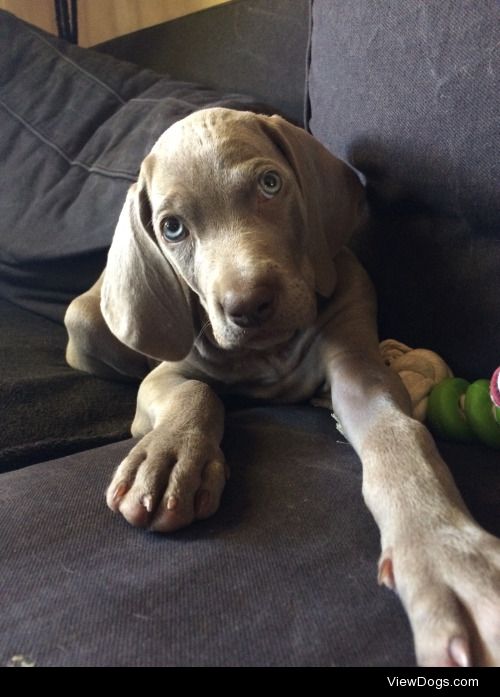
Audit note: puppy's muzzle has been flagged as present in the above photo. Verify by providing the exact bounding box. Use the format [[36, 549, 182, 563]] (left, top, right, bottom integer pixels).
[[222, 284, 277, 329]]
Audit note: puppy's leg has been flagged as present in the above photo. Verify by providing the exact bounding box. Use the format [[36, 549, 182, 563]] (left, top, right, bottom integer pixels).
[[322, 251, 500, 666], [106, 363, 227, 532], [65, 274, 149, 380]]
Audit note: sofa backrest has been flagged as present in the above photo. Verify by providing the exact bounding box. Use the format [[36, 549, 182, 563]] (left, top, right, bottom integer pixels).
[[98, 0, 310, 126], [307, 0, 499, 379]]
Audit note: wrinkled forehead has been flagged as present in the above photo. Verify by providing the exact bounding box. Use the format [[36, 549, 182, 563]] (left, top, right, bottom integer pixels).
[[147, 109, 284, 188]]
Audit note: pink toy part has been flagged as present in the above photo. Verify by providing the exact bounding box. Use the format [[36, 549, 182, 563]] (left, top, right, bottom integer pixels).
[[491, 367, 500, 408]]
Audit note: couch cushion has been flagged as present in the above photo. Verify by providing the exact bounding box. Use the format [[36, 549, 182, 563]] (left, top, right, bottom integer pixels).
[[0, 409, 412, 667], [1, 407, 499, 667], [0, 10, 272, 323], [307, 0, 499, 379], [0, 299, 137, 472]]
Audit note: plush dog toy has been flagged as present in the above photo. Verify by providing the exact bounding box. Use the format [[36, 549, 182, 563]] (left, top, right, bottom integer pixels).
[[380, 341, 500, 450], [379, 339, 452, 423], [427, 376, 500, 450]]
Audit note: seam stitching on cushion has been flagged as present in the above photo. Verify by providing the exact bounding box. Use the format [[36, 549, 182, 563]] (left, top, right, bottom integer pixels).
[[128, 97, 209, 105], [0, 98, 137, 182], [25, 25, 127, 105]]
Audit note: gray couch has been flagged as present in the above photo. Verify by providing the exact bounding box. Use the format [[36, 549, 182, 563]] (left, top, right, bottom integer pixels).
[[1, 0, 498, 667]]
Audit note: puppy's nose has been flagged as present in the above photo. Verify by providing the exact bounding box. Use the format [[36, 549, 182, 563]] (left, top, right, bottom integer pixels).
[[223, 285, 276, 328]]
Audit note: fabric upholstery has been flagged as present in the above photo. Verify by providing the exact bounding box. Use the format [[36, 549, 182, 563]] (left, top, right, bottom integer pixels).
[[0, 299, 137, 472], [308, 0, 500, 379], [97, 0, 310, 126], [1, 407, 499, 666]]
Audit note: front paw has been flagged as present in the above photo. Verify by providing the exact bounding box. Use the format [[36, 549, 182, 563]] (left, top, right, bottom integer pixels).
[[106, 428, 228, 532], [381, 523, 500, 666]]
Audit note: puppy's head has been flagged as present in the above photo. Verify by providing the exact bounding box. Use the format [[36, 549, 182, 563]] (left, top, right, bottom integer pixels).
[[101, 108, 366, 361]]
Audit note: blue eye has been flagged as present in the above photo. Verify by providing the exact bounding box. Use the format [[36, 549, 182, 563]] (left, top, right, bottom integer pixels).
[[161, 216, 188, 242], [259, 170, 282, 197]]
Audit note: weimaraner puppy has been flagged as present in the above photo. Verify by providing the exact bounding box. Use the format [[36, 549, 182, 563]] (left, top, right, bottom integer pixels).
[[65, 107, 500, 667]]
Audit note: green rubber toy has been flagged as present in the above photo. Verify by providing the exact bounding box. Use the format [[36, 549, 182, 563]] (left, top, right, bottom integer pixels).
[[427, 378, 476, 444], [464, 380, 500, 450], [427, 377, 500, 450]]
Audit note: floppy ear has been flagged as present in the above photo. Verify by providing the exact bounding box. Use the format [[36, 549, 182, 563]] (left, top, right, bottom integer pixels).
[[258, 114, 368, 298], [100, 163, 194, 362]]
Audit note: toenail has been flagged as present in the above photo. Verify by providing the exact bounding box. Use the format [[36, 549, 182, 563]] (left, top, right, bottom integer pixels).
[[141, 494, 153, 512], [378, 556, 396, 591], [449, 636, 471, 667], [112, 482, 128, 502], [167, 496, 178, 511]]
